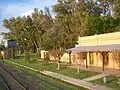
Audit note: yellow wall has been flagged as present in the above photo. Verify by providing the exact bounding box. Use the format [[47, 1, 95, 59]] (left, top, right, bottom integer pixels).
[[86, 52, 103, 67], [60, 53, 69, 62], [108, 52, 114, 69], [76, 32, 120, 47]]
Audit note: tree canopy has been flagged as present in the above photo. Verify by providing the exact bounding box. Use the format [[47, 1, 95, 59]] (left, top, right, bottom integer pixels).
[[2, 0, 120, 53]]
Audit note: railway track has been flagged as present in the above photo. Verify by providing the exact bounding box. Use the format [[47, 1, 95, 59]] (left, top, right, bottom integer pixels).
[[0, 66, 26, 90], [0, 64, 58, 90], [0, 74, 9, 90], [0, 62, 76, 90]]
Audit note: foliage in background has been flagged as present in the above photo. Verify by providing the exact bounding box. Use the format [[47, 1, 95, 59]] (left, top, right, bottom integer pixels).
[[2, 0, 120, 53]]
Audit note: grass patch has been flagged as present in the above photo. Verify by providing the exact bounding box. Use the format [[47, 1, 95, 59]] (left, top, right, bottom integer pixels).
[[56, 68, 99, 79], [91, 75, 120, 90], [8, 58, 99, 79], [7, 53, 99, 79], [9, 58, 60, 71]]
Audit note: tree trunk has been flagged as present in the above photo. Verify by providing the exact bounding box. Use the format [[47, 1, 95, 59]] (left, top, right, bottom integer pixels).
[[19, 46, 24, 54], [33, 40, 41, 59], [33, 44, 36, 53], [24, 49, 30, 63]]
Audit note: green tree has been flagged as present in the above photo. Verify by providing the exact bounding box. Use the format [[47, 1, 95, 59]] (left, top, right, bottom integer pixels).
[[112, 0, 120, 19], [53, 0, 88, 49]]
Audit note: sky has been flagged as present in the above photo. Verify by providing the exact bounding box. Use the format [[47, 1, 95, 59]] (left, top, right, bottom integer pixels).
[[0, 0, 57, 32]]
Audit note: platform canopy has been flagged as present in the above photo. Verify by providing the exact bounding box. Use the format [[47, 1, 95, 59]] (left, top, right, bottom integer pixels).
[[67, 44, 120, 53]]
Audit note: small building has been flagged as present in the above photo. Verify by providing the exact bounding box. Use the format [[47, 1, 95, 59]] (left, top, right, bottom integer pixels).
[[41, 50, 49, 59], [61, 31, 120, 71], [0, 39, 17, 59]]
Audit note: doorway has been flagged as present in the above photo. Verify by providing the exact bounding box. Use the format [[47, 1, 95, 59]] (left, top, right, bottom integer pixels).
[[103, 52, 109, 66]]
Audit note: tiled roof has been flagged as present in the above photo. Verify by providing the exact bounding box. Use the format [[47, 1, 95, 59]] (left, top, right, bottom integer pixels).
[[67, 44, 120, 53]]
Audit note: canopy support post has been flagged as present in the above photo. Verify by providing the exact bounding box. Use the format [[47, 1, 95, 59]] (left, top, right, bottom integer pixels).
[[68, 51, 72, 66], [101, 52, 105, 71], [86, 52, 88, 68]]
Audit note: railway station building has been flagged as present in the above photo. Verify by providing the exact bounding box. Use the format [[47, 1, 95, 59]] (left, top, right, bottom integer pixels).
[[60, 31, 120, 71]]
